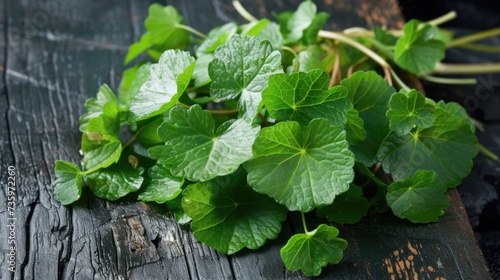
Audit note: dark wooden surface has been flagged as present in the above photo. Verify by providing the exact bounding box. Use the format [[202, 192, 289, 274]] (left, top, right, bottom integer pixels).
[[0, 0, 491, 279]]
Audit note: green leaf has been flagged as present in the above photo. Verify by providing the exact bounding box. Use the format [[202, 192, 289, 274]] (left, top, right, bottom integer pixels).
[[244, 119, 355, 212], [241, 19, 270, 36], [145, 4, 189, 48], [345, 105, 366, 145], [424, 25, 453, 44], [196, 22, 238, 56], [149, 105, 260, 182], [280, 224, 347, 277], [378, 107, 478, 188], [182, 170, 288, 254], [286, 1, 318, 43], [79, 84, 118, 131], [138, 164, 184, 204], [53, 160, 83, 205], [386, 170, 449, 223], [119, 63, 151, 108], [257, 22, 284, 50], [340, 71, 396, 165], [128, 50, 196, 122], [373, 26, 397, 46], [302, 12, 329, 45], [86, 156, 144, 201], [386, 89, 435, 136], [81, 103, 121, 172], [209, 35, 283, 119], [124, 34, 153, 65], [436, 101, 475, 133], [274, 10, 294, 40], [125, 4, 190, 64], [394, 20, 446, 74], [286, 51, 324, 73], [317, 185, 370, 224], [263, 70, 350, 126]]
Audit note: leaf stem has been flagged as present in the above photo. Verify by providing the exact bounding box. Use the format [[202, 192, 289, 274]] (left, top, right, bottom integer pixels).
[[425, 11, 457, 26], [456, 43, 500, 53], [175, 24, 207, 39], [433, 62, 500, 75], [177, 102, 191, 109], [390, 68, 411, 92], [319, 30, 389, 69], [447, 27, 500, 48], [232, 0, 258, 22], [301, 212, 312, 235], [329, 44, 341, 87], [319, 30, 393, 85], [419, 75, 477, 85], [123, 125, 145, 150], [281, 46, 299, 72], [208, 108, 239, 115], [478, 143, 499, 162]]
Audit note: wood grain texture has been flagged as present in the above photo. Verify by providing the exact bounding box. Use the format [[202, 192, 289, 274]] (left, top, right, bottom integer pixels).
[[0, 0, 491, 279]]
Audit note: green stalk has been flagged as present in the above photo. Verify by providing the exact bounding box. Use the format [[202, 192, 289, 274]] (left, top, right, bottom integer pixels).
[[122, 126, 145, 150], [478, 143, 499, 162], [319, 30, 393, 85], [301, 212, 317, 236], [319, 30, 389, 69], [282, 46, 299, 73], [232, 0, 258, 22], [390, 68, 411, 92], [425, 11, 457, 26], [457, 43, 500, 53], [434, 62, 500, 75], [419, 75, 477, 85], [175, 24, 207, 39], [447, 27, 500, 48]]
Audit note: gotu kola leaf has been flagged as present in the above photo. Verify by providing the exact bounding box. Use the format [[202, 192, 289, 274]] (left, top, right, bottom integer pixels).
[[386, 89, 435, 136], [262, 69, 350, 127], [244, 119, 355, 212], [378, 106, 478, 188], [209, 35, 283, 119], [149, 105, 260, 182], [394, 19, 446, 74], [128, 49, 195, 122], [285, 0, 326, 44], [138, 164, 184, 204], [317, 184, 370, 224], [280, 224, 347, 277], [193, 22, 238, 87], [182, 169, 288, 254], [79, 84, 118, 131], [81, 102, 121, 172], [86, 155, 144, 201], [124, 4, 190, 64], [340, 71, 395, 165], [386, 170, 449, 223], [53, 160, 83, 205]]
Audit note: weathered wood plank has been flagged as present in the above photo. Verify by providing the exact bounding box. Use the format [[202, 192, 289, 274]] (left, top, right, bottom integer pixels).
[[0, 0, 491, 279]]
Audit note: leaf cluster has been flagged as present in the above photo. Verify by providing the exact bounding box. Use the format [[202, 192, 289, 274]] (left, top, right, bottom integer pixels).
[[53, 1, 479, 277]]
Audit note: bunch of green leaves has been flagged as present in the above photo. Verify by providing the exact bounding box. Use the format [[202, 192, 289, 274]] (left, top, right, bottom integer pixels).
[[53, 1, 479, 277]]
